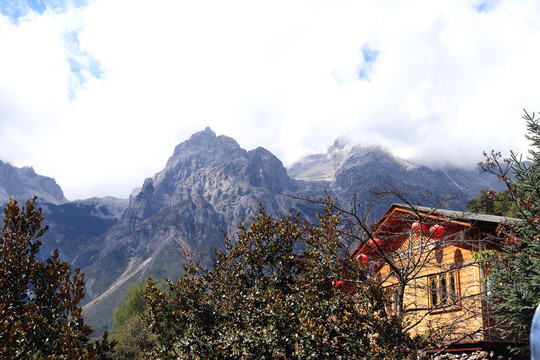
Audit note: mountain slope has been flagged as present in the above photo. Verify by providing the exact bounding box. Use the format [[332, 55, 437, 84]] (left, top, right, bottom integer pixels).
[[38, 197, 129, 269], [0, 160, 67, 205]]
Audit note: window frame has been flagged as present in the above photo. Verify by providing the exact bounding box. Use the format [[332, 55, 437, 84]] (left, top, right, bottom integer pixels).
[[428, 270, 460, 310]]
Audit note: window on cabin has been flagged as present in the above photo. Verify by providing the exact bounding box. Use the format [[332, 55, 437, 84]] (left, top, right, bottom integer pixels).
[[429, 276, 438, 307], [448, 271, 456, 299], [440, 274, 447, 304], [428, 270, 459, 309]]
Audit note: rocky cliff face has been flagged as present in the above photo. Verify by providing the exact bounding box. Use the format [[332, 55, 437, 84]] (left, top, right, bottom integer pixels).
[[81, 128, 302, 332], [121, 127, 297, 232], [0, 160, 67, 205]]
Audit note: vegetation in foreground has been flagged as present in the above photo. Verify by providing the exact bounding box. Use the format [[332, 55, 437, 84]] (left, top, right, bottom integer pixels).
[[0, 197, 115, 359], [142, 201, 425, 359], [474, 110, 540, 357]]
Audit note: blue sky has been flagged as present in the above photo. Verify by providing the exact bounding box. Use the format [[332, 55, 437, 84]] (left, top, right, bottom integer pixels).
[[0, 0, 539, 200], [0, 0, 51, 21], [357, 47, 378, 80], [0, 0, 86, 22]]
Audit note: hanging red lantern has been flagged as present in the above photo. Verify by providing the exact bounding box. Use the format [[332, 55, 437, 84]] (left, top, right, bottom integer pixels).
[[412, 222, 427, 233], [355, 253, 369, 263], [429, 225, 445, 239], [332, 280, 344, 287], [368, 237, 382, 249]]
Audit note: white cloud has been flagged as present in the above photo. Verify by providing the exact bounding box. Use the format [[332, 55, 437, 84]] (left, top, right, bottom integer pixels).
[[0, 0, 539, 199]]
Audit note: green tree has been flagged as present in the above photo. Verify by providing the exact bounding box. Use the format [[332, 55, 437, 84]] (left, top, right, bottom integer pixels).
[[144, 201, 424, 359], [0, 197, 114, 359], [466, 189, 516, 217], [112, 280, 154, 360], [113, 280, 148, 328], [479, 110, 540, 356]]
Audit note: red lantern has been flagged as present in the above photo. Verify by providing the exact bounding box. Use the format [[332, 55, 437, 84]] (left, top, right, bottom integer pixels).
[[332, 280, 344, 287], [429, 225, 445, 239], [412, 222, 427, 233], [355, 253, 369, 263], [368, 237, 382, 249]]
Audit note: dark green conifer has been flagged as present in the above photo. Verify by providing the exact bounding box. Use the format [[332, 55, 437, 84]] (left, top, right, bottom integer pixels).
[[480, 110, 540, 357]]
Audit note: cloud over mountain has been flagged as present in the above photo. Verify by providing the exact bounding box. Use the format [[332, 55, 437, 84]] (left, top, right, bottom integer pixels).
[[0, 0, 538, 199]]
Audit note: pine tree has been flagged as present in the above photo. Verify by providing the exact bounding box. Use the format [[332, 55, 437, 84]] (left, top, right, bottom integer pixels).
[[465, 189, 516, 217], [0, 197, 114, 359], [479, 110, 540, 357]]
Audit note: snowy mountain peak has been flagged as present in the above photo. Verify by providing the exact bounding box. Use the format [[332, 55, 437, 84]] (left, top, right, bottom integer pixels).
[[288, 139, 415, 182]]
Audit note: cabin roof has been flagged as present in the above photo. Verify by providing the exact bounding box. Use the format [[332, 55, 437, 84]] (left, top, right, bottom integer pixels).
[[351, 203, 516, 259], [378, 203, 518, 228], [402, 204, 517, 224]]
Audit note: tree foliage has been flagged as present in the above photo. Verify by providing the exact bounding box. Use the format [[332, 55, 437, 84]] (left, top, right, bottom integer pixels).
[[144, 201, 423, 359], [479, 110, 540, 356], [112, 280, 154, 360], [465, 189, 516, 217], [0, 197, 114, 359], [113, 280, 148, 329]]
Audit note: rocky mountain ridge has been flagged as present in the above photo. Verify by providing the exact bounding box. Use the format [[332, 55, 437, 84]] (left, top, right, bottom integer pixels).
[[289, 137, 503, 210], [83, 129, 300, 301], [0, 160, 129, 271], [288, 137, 417, 182], [0, 160, 68, 205]]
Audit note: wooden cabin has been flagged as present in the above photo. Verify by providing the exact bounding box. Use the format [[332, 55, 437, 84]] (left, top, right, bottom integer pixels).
[[351, 203, 515, 353]]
